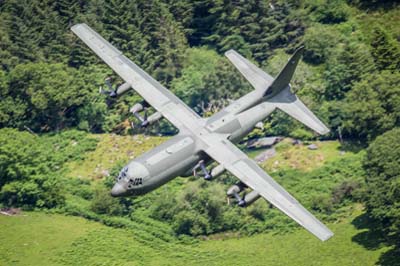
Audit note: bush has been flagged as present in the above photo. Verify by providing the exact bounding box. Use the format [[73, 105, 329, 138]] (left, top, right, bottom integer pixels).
[[90, 186, 123, 216], [303, 25, 339, 64], [0, 128, 65, 208], [312, 0, 350, 24]]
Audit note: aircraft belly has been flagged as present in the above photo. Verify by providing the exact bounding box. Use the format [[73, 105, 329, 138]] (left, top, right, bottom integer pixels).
[[135, 135, 201, 191]]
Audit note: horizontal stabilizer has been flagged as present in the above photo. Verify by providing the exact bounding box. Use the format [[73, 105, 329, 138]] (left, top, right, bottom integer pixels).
[[270, 88, 330, 135], [225, 49, 273, 91]]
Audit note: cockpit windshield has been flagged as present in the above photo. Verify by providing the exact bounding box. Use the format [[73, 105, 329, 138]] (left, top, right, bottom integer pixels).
[[117, 166, 128, 181]]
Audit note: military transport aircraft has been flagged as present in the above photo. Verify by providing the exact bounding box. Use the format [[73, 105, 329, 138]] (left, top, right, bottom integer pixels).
[[72, 23, 333, 241]]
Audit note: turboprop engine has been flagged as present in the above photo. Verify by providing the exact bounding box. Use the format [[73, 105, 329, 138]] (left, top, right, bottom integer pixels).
[[227, 182, 261, 207], [130, 102, 162, 128]]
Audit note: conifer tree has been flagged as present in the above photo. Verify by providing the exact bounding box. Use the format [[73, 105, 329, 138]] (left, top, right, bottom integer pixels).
[[370, 26, 400, 72]]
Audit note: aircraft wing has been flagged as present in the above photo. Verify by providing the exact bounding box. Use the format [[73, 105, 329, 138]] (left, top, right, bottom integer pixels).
[[71, 23, 202, 132], [202, 135, 333, 241], [224, 49, 273, 91]]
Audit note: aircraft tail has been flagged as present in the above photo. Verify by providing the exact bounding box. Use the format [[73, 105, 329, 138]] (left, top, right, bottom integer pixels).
[[263, 46, 303, 99], [225, 46, 329, 135], [265, 46, 329, 135]]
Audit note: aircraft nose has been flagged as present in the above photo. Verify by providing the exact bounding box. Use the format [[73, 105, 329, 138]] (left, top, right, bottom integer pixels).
[[111, 183, 126, 197]]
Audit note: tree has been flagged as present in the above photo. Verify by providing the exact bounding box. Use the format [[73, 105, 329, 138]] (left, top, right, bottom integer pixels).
[[171, 47, 251, 115], [90, 185, 123, 216], [303, 25, 339, 64], [363, 128, 400, 241], [2, 63, 86, 130], [344, 71, 400, 141], [311, 0, 350, 24], [370, 26, 400, 72], [323, 41, 375, 101]]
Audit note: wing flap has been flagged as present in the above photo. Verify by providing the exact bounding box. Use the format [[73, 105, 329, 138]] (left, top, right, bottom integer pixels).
[[203, 137, 333, 241]]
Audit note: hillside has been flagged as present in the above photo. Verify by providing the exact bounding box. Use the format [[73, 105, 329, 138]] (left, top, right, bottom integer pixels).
[[2, 134, 396, 266], [0, 208, 390, 266]]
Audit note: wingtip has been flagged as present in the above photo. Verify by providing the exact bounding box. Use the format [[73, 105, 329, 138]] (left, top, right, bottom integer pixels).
[[296, 45, 305, 54], [320, 231, 334, 242], [318, 126, 330, 136], [224, 49, 236, 57], [70, 23, 86, 31]]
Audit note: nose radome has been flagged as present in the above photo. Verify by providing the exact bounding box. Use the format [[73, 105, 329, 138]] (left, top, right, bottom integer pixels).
[[111, 183, 126, 197]]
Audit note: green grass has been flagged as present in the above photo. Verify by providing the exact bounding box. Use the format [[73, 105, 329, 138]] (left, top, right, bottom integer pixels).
[[66, 134, 166, 179], [247, 138, 354, 172], [0, 208, 390, 266]]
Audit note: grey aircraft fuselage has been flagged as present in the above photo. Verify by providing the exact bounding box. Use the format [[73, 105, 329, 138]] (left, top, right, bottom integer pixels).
[[113, 88, 274, 197]]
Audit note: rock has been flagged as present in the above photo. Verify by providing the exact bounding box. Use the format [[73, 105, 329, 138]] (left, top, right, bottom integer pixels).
[[307, 143, 318, 150], [254, 148, 276, 163], [292, 139, 302, 145], [101, 170, 110, 177], [247, 136, 283, 149], [0, 208, 21, 216]]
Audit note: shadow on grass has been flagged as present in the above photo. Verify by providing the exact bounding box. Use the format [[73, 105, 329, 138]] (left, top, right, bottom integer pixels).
[[351, 212, 400, 265], [338, 140, 367, 154]]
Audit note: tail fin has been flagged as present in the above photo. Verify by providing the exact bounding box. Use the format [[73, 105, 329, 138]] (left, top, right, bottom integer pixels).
[[264, 46, 304, 98]]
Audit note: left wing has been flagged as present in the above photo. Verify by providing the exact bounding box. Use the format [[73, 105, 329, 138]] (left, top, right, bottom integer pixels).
[[71, 23, 202, 132], [202, 135, 333, 241]]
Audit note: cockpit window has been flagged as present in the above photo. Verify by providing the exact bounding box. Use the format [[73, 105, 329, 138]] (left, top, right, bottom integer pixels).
[[117, 167, 128, 181]]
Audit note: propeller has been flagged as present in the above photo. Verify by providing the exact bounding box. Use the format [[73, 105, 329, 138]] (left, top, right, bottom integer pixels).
[[141, 110, 149, 127], [99, 76, 117, 98]]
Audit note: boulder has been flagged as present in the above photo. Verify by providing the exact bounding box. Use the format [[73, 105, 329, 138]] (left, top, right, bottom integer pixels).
[[307, 143, 318, 150], [247, 136, 282, 149]]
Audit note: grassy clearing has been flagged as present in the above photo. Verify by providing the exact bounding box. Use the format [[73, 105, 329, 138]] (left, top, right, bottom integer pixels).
[[248, 138, 354, 172], [0, 209, 389, 266], [66, 134, 166, 179]]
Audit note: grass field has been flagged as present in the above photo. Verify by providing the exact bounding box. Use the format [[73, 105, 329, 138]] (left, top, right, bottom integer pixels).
[[0, 208, 391, 266]]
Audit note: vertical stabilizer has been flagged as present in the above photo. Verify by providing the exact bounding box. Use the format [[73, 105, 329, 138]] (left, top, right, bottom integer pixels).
[[264, 46, 304, 98]]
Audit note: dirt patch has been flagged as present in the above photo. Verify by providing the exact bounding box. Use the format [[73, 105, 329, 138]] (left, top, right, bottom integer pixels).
[[0, 207, 22, 216]]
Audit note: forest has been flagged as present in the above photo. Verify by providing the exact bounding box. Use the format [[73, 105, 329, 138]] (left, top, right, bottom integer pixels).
[[0, 0, 399, 265]]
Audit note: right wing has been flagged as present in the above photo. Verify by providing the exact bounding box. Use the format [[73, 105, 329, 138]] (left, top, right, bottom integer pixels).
[[202, 135, 333, 241], [71, 23, 202, 132], [225, 49, 273, 91]]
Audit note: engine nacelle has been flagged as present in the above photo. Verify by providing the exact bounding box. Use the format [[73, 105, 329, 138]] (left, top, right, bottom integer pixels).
[[227, 182, 246, 197], [241, 190, 260, 207], [115, 82, 131, 96], [210, 164, 225, 178], [130, 103, 144, 114], [227, 182, 260, 207], [144, 112, 162, 127]]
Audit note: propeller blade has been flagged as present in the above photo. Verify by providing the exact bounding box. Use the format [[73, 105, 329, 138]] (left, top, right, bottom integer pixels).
[[104, 77, 113, 90], [143, 110, 148, 121]]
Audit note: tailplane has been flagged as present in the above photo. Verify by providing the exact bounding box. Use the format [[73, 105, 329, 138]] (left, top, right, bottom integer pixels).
[[267, 87, 330, 135], [225, 46, 329, 135]]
